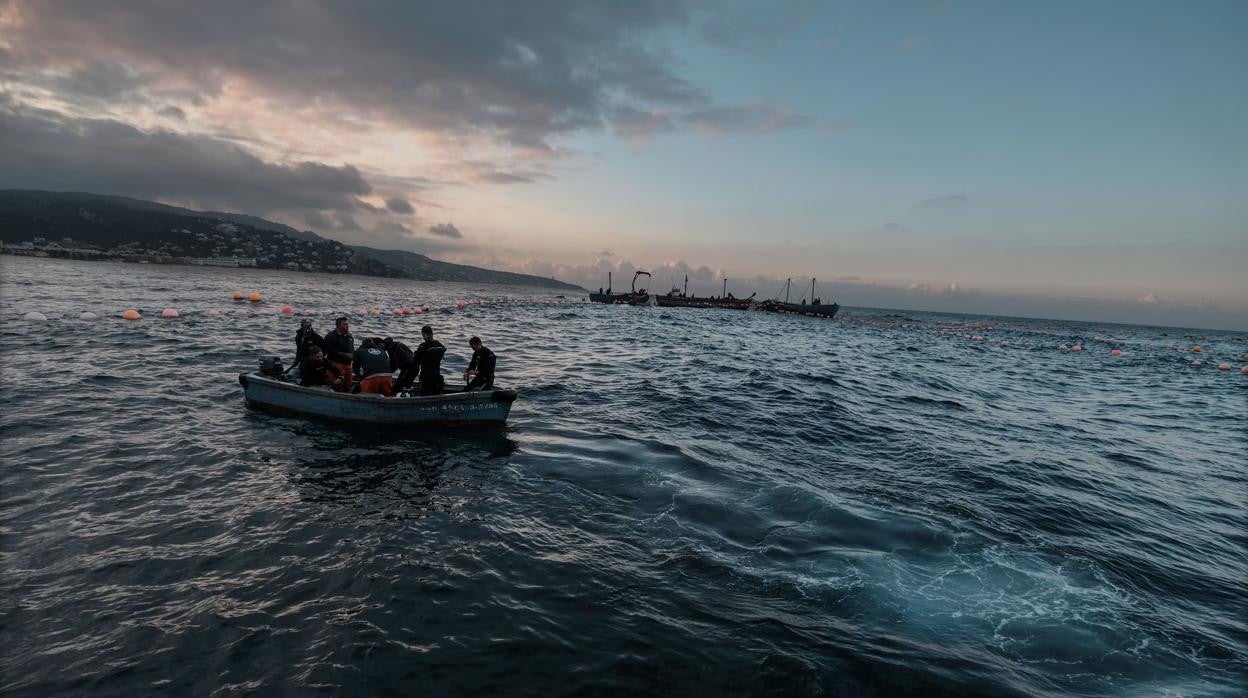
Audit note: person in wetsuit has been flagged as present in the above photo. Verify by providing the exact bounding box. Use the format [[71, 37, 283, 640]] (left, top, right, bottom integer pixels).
[[353, 337, 395, 396], [383, 337, 418, 393], [412, 325, 446, 395], [299, 346, 343, 389], [295, 319, 324, 364], [463, 336, 496, 391], [322, 316, 355, 391]]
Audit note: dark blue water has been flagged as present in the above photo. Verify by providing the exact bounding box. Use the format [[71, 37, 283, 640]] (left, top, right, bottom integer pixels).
[[2, 255, 1245, 696]]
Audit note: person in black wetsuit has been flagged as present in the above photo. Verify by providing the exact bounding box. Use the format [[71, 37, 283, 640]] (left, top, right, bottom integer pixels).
[[463, 336, 496, 391], [412, 325, 446, 395], [383, 337, 418, 393], [295, 319, 324, 364], [353, 338, 395, 396], [322, 316, 355, 391], [298, 346, 343, 389]]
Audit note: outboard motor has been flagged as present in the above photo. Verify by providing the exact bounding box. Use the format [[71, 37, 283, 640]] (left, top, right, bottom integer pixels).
[[258, 356, 285, 378]]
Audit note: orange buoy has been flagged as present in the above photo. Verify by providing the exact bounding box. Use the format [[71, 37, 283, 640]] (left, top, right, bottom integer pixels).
[[161, 308, 179, 318], [1110, 349, 1122, 357], [248, 292, 262, 303], [232, 291, 244, 301], [122, 309, 141, 320]]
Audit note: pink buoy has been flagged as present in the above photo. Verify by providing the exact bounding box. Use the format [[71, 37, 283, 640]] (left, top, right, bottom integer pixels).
[[161, 308, 179, 318], [1241, 366, 1248, 374], [357, 308, 367, 316], [456, 300, 468, 308], [1072, 344, 1082, 352], [281, 305, 294, 315], [1217, 363, 1230, 371], [1110, 349, 1122, 357], [393, 308, 404, 315], [207, 309, 222, 317]]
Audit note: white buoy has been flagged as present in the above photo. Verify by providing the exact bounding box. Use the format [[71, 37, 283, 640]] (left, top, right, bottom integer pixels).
[[207, 309, 222, 317], [22, 311, 47, 321], [79, 312, 98, 321]]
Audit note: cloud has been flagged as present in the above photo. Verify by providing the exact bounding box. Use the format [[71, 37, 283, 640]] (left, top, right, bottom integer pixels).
[[912, 194, 969, 212], [699, 1, 818, 52], [686, 100, 812, 137], [0, 100, 374, 217], [428, 222, 463, 238], [4, 1, 812, 150], [157, 105, 187, 121], [1137, 292, 1163, 305], [385, 196, 414, 214]]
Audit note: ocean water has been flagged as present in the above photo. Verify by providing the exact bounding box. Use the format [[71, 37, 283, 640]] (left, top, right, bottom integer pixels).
[[1, 255, 1245, 696]]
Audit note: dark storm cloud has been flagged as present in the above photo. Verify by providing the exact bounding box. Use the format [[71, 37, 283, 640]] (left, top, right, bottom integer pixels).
[[428, 223, 463, 238], [385, 197, 414, 214], [0, 101, 372, 215], [4, 0, 810, 147]]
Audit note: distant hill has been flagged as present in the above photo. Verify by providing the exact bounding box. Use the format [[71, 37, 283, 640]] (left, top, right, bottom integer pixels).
[[0, 190, 581, 290]]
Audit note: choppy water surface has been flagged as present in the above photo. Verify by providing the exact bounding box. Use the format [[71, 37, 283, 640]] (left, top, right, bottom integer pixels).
[[1, 255, 1245, 696]]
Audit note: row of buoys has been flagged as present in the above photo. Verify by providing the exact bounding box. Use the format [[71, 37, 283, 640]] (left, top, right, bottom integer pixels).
[[231, 291, 263, 302]]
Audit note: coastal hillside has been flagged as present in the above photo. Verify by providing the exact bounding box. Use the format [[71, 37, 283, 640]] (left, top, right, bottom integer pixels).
[[0, 190, 581, 290]]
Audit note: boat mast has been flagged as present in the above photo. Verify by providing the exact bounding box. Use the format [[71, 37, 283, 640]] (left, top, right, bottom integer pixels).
[[723, 278, 727, 298], [811, 278, 816, 304], [684, 275, 688, 296], [785, 278, 791, 304], [608, 271, 612, 293]]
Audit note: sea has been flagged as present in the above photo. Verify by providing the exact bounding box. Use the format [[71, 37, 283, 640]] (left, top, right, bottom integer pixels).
[[1, 254, 1244, 696]]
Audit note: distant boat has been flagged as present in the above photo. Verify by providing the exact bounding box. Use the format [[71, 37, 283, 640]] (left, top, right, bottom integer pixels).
[[589, 270, 651, 305], [759, 278, 839, 319], [655, 274, 754, 309], [238, 370, 516, 425]]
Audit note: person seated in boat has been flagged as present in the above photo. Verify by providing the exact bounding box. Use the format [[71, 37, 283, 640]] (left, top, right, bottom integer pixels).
[[413, 325, 446, 395], [353, 338, 395, 396], [298, 346, 343, 389], [295, 319, 324, 364], [800, 298, 807, 305], [322, 316, 356, 391], [463, 336, 496, 391], [382, 337, 417, 393]]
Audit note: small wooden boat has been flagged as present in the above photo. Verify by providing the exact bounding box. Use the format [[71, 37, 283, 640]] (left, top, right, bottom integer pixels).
[[238, 371, 517, 425]]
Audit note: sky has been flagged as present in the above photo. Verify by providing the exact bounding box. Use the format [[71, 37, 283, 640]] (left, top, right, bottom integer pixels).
[[1, 0, 1245, 328]]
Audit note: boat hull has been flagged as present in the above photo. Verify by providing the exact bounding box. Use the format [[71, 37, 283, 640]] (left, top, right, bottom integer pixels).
[[238, 372, 516, 425], [758, 301, 840, 319]]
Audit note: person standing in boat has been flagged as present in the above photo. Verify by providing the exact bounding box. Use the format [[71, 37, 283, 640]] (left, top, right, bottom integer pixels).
[[322, 316, 356, 392], [382, 337, 417, 393], [295, 319, 324, 364], [413, 325, 446, 395], [353, 338, 395, 396], [463, 336, 496, 391], [298, 345, 343, 389]]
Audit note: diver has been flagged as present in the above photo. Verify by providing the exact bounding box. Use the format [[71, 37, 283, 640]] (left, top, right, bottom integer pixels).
[[463, 336, 496, 391], [383, 337, 417, 393], [353, 337, 395, 396], [298, 345, 343, 389], [412, 325, 446, 395], [322, 316, 356, 391], [294, 319, 324, 364]]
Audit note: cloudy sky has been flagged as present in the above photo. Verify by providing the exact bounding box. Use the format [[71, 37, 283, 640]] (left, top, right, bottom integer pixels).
[[2, 1, 1245, 328]]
